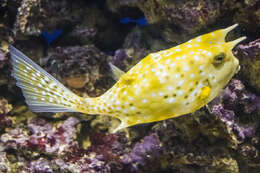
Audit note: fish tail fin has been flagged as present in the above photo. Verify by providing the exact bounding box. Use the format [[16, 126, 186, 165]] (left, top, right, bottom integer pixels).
[[9, 45, 88, 113]]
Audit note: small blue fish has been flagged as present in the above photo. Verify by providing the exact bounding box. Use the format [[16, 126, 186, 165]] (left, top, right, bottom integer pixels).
[[120, 17, 148, 26], [42, 29, 63, 45]]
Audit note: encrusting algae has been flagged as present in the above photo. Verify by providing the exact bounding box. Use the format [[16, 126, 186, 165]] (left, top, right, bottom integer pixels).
[[10, 24, 246, 132]]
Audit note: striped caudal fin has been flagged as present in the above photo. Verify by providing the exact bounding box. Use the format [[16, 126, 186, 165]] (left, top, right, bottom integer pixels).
[[10, 45, 84, 112]]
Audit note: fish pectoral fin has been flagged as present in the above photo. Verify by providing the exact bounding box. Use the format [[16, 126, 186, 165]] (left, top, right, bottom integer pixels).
[[109, 63, 125, 81], [111, 120, 129, 133]]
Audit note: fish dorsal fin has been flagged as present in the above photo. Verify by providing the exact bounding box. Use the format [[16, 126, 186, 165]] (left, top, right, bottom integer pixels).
[[109, 63, 125, 81]]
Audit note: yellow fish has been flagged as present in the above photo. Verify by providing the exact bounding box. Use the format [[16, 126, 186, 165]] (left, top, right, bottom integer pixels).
[[10, 24, 246, 132]]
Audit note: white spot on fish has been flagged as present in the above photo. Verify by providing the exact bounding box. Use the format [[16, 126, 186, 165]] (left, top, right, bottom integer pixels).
[[176, 57, 180, 60], [158, 92, 164, 96], [178, 90, 183, 96], [207, 52, 212, 56], [166, 59, 171, 64], [196, 37, 201, 42], [168, 86, 173, 91], [155, 71, 160, 76], [130, 106, 136, 110], [178, 80, 184, 86], [142, 99, 147, 103], [187, 44, 191, 48], [198, 83, 203, 88], [184, 66, 189, 71], [175, 74, 180, 78], [168, 97, 175, 103], [176, 48, 181, 52], [171, 63, 176, 68], [152, 93, 156, 96], [194, 55, 199, 61], [116, 101, 120, 105], [200, 65, 204, 70], [190, 74, 194, 78]]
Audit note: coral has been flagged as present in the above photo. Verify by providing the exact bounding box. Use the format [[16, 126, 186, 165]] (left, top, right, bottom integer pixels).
[[108, 0, 221, 34], [0, 152, 11, 172], [161, 0, 220, 34], [0, 99, 12, 131], [235, 39, 260, 93], [43, 45, 112, 96], [0, 117, 80, 155], [122, 133, 162, 172], [14, 0, 84, 37], [21, 158, 55, 172]]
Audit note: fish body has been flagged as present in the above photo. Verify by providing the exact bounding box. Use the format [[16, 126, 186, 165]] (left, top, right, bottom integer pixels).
[[10, 24, 246, 132]]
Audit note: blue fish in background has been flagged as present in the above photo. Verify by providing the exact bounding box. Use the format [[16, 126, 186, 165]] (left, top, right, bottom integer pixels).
[[120, 17, 148, 26], [42, 29, 63, 46]]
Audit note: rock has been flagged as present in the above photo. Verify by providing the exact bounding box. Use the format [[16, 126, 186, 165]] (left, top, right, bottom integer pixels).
[[235, 39, 260, 93]]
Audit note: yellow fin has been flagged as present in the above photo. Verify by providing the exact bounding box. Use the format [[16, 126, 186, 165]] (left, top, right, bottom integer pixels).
[[10, 45, 83, 112], [109, 62, 125, 81]]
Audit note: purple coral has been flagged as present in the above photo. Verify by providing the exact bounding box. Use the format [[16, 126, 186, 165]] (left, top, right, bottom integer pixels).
[[122, 133, 162, 172], [0, 117, 80, 155], [235, 39, 260, 92], [211, 79, 258, 140]]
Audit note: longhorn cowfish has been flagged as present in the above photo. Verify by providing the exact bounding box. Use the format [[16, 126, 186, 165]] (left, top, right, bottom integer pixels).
[[10, 24, 246, 132]]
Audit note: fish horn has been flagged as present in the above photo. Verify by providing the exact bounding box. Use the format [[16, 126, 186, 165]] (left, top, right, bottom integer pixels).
[[227, 36, 247, 49], [223, 23, 239, 35]]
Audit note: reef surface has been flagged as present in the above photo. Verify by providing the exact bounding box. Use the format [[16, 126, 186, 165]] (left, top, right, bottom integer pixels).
[[0, 0, 260, 172]]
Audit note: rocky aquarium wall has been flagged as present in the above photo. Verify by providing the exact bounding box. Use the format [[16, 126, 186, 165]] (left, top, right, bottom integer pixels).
[[0, 0, 260, 172]]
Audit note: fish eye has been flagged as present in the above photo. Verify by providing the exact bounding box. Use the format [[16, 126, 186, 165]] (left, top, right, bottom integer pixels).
[[213, 53, 226, 65]]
